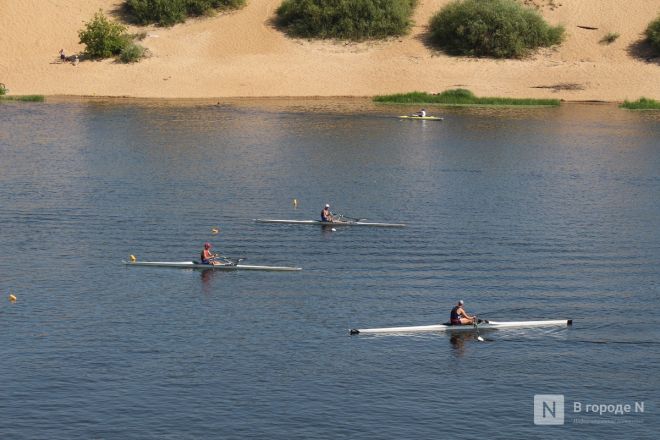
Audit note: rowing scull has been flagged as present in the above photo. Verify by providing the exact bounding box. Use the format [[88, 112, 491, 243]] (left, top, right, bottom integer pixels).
[[349, 319, 572, 335], [254, 219, 406, 228], [398, 115, 444, 121], [123, 260, 302, 271]]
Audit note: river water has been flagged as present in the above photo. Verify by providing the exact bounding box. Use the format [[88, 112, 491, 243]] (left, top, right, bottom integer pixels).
[[1, 99, 658, 439]]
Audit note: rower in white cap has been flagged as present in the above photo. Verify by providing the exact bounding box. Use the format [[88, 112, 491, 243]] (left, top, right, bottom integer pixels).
[[321, 203, 334, 222], [450, 300, 477, 325]]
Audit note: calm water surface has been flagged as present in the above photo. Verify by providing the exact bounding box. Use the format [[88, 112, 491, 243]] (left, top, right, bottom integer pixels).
[[1, 99, 659, 439]]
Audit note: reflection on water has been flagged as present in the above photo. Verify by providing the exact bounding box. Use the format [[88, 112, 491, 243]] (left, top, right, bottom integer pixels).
[[200, 268, 217, 293], [449, 332, 472, 356]]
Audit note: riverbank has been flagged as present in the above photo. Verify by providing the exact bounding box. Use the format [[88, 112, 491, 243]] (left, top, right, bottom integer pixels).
[[2, 0, 658, 101]]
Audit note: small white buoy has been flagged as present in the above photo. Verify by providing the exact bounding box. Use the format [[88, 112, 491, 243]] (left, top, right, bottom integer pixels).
[[331, 228, 337, 232], [477, 336, 484, 342]]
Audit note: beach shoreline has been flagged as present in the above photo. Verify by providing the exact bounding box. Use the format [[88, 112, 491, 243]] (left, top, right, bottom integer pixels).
[[27, 95, 618, 105], [2, 0, 658, 102]]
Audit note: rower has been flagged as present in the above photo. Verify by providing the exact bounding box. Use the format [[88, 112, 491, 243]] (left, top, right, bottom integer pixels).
[[201, 242, 221, 266], [321, 204, 334, 222], [412, 108, 427, 117], [450, 300, 476, 325]]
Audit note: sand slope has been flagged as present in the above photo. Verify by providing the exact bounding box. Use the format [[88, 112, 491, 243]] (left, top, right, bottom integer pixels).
[[1, 0, 658, 100]]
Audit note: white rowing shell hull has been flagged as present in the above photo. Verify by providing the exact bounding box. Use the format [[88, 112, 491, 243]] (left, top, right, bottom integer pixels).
[[123, 261, 302, 271], [350, 320, 572, 335], [398, 116, 444, 121], [254, 219, 406, 228]]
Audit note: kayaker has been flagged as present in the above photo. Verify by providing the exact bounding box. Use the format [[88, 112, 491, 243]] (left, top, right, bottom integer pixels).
[[412, 108, 427, 117], [450, 300, 476, 325], [201, 242, 220, 265], [321, 204, 334, 222]]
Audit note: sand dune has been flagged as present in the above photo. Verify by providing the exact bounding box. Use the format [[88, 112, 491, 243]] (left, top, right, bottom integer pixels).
[[1, 0, 658, 100]]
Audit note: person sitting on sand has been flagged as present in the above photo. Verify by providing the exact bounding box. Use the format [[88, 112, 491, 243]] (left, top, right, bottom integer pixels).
[[72, 55, 79, 66], [59, 49, 67, 62]]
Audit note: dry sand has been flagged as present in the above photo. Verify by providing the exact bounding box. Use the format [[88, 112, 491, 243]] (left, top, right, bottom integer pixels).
[[1, 0, 658, 101]]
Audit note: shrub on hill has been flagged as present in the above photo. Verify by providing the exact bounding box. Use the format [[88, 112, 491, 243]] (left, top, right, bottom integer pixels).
[[0, 83, 7, 96], [428, 0, 564, 58], [119, 42, 147, 63], [79, 11, 129, 59], [79, 11, 147, 63], [646, 15, 660, 54], [125, 0, 246, 26], [276, 0, 417, 40]]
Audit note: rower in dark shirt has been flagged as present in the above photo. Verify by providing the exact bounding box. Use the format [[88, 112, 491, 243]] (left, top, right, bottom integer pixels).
[[450, 300, 476, 325]]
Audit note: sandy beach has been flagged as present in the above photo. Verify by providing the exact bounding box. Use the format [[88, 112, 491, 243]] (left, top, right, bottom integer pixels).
[[1, 0, 658, 101]]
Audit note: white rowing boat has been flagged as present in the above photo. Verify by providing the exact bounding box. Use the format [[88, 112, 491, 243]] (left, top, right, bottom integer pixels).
[[254, 219, 406, 228], [398, 115, 444, 121], [122, 260, 302, 271], [349, 319, 572, 335]]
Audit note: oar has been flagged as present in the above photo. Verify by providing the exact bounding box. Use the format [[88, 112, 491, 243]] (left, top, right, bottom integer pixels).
[[226, 257, 246, 266], [216, 256, 246, 266], [335, 213, 367, 222], [474, 317, 484, 342]]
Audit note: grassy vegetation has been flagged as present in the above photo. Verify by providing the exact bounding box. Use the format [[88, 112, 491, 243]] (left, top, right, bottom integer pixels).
[[646, 15, 660, 54], [374, 89, 561, 107], [78, 10, 147, 63], [125, 0, 246, 26], [276, 0, 417, 40], [600, 32, 619, 44], [0, 95, 45, 102], [0, 85, 44, 102], [620, 97, 660, 110], [428, 0, 564, 58], [119, 42, 147, 63]]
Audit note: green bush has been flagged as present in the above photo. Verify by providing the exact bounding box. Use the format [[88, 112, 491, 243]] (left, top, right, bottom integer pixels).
[[78, 11, 147, 63], [429, 0, 564, 58], [125, 0, 246, 26], [0, 83, 7, 96], [276, 0, 417, 40], [126, 0, 186, 25], [79, 10, 129, 59], [119, 42, 147, 63], [646, 15, 660, 54]]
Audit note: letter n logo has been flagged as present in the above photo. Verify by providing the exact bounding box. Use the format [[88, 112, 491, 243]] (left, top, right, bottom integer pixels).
[[534, 394, 564, 425]]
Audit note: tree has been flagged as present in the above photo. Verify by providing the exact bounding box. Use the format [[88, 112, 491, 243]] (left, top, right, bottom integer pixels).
[[79, 10, 129, 59]]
